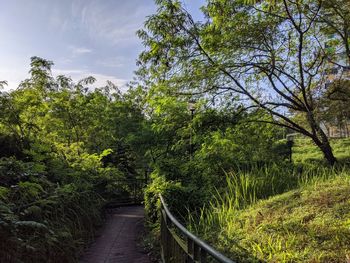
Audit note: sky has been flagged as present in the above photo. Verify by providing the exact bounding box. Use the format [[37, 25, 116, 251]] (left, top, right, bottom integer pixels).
[[0, 0, 204, 91]]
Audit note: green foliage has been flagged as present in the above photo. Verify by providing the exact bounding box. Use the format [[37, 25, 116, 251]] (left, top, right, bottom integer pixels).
[[0, 155, 108, 262], [137, 0, 350, 259], [317, 80, 350, 127], [0, 57, 152, 262], [144, 174, 183, 223], [0, 184, 104, 262], [136, 0, 350, 165], [145, 92, 288, 184], [188, 169, 350, 262], [194, 120, 286, 173], [0, 187, 9, 201], [144, 169, 211, 222]]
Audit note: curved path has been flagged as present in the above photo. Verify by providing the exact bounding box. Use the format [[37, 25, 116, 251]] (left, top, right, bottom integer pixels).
[[80, 206, 151, 263]]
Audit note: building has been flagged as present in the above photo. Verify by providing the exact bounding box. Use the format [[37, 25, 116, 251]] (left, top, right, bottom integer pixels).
[[321, 122, 350, 138]]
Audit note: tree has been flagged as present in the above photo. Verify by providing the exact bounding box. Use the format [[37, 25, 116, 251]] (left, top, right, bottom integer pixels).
[[319, 0, 350, 66], [137, 0, 350, 165], [318, 79, 350, 133], [0, 81, 7, 89]]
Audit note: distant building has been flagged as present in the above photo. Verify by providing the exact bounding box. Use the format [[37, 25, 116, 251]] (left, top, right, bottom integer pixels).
[[321, 39, 350, 138], [321, 122, 350, 138], [320, 65, 350, 138]]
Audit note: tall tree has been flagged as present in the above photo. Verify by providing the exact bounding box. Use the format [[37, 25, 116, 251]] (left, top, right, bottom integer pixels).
[[137, 0, 349, 165]]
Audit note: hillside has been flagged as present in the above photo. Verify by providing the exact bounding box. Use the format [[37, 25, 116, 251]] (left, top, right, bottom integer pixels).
[[293, 138, 350, 163], [205, 172, 350, 262]]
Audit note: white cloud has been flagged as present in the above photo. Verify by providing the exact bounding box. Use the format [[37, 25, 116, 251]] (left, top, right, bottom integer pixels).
[[1, 80, 20, 91], [59, 58, 73, 64], [49, 5, 70, 32], [52, 68, 128, 91], [0, 68, 29, 91], [92, 73, 128, 90], [71, 0, 155, 46], [0, 0, 156, 93], [69, 46, 93, 56], [0, 67, 128, 92], [96, 57, 125, 68]]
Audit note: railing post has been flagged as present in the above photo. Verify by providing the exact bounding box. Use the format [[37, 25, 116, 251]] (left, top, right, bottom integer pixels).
[[187, 237, 194, 262], [200, 248, 207, 263], [193, 243, 200, 261], [160, 207, 164, 261], [133, 182, 137, 203], [161, 207, 173, 263], [161, 207, 167, 262]]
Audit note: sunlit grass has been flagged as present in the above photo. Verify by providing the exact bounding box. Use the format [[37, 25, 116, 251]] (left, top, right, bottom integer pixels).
[[293, 138, 350, 163], [188, 166, 350, 262]]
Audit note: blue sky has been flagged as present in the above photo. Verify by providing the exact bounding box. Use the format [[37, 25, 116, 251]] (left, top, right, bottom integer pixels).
[[0, 0, 204, 90]]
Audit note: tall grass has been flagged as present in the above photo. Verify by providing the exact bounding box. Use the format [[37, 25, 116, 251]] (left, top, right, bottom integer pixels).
[[188, 164, 344, 241]]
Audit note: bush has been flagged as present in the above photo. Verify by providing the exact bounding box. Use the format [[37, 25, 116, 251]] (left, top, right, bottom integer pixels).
[[0, 156, 113, 262], [144, 171, 211, 228]]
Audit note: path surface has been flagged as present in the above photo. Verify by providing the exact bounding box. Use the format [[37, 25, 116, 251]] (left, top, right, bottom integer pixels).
[[80, 206, 151, 263]]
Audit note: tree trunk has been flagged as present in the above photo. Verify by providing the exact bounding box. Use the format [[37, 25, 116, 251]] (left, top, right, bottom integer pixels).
[[316, 139, 337, 166], [307, 113, 337, 166], [311, 129, 337, 166]]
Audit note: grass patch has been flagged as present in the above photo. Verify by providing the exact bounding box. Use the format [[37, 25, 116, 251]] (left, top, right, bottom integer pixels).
[[293, 138, 350, 164], [189, 169, 350, 262]]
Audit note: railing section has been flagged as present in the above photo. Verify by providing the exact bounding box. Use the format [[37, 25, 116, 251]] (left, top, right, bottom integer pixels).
[[106, 178, 148, 207], [160, 195, 235, 263]]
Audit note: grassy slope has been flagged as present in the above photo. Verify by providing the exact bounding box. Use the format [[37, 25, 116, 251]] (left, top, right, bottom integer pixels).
[[293, 138, 350, 163], [214, 173, 350, 262]]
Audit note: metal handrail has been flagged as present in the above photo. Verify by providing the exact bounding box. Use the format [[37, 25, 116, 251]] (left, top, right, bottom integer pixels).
[[160, 194, 235, 263]]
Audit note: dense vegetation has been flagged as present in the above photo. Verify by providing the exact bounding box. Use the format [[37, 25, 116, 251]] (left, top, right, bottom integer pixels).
[[0, 57, 151, 262], [1, 0, 350, 262], [136, 0, 350, 262], [189, 168, 350, 262]]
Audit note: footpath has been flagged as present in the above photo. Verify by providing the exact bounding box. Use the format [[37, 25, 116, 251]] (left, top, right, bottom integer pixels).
[[80, 206, 151, 263]]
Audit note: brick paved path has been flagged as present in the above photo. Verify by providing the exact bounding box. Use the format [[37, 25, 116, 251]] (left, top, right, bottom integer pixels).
[[80, 206, 151, 263]]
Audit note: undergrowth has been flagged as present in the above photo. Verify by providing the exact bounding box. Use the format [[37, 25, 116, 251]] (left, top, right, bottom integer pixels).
[[188, 166, 350, 262], [0, 155, 133, 263]]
